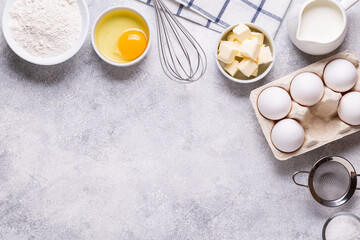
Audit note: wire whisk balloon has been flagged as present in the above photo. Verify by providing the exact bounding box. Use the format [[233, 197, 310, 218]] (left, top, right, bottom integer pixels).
[[153, 0, 207, 83]]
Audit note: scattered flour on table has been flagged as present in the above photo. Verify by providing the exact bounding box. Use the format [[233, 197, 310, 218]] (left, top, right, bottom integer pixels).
[[9, 0, 82, 58]]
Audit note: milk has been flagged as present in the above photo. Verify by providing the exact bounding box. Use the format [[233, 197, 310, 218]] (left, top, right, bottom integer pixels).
[[298, 1, 344, 43]]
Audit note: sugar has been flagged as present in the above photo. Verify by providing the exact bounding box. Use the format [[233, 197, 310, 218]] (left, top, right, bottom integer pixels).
[[325, 215, 360, 240]]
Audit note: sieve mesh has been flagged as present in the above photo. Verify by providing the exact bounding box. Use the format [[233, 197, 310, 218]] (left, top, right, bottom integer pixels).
[[312, 161, 350, 201]]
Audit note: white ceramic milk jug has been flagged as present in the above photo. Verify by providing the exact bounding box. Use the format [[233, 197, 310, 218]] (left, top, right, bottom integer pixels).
[[288, 0, 359, 55]]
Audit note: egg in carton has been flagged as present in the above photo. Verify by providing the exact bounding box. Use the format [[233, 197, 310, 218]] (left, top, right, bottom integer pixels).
[[250, 51, 360, 161]]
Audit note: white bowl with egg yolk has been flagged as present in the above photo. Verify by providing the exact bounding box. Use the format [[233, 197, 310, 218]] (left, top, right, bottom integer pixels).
[[215, 23, 276, 84], [2, 0, 90, 65], [91, 7, 152, 67]]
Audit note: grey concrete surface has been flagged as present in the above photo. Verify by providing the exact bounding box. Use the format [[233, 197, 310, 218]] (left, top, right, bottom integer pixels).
[[1, 0, 360, 239]]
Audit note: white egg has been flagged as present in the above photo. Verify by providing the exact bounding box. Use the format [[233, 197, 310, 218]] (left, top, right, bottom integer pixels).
[[338, 92, 360, 125], [290, 72, 324, 106], [271, 119, 305, 153], [324, 59, 357, 92], [257, 87, 292, 120]]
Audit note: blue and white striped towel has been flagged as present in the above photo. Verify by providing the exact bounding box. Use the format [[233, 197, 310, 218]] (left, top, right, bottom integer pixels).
[[139, 0, 292, 38]]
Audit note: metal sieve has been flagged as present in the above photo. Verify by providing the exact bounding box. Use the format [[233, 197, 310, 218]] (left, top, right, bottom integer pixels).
[[292, 156, 360, 207]]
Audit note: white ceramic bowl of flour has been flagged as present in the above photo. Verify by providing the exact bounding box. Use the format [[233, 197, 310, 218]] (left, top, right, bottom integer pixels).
[[2, 0, 90, 65]]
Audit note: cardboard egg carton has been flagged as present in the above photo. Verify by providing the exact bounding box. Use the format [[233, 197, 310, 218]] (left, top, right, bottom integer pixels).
[[250, 51, 360, 161]]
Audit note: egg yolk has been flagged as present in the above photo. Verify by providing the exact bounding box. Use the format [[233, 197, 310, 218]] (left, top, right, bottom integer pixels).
[[118, 30, 147, 61]]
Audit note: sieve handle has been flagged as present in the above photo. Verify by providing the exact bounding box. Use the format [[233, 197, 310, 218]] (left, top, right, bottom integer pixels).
[[292, 171, 310, 188]]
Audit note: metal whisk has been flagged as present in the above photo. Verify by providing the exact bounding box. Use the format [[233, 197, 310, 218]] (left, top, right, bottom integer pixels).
[[153, 0, 207, 83]]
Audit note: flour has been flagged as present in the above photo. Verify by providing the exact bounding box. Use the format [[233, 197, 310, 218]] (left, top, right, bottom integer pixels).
[[9, 0, 82, 58]]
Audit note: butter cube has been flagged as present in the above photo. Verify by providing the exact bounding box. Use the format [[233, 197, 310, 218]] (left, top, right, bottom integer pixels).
[[224, 60, 240, 76], [227, 33, 236, 41], [217, 41, 238, 64], [230, 41, 242, 52], [258, 45, 273, 65], [236, 51, 244, 58], [238, 58, 258, 77], [232, 24, 251, 42], [239, 38, 261, 61], [251, 68, 259, 77], [250, 32, 264, 46]]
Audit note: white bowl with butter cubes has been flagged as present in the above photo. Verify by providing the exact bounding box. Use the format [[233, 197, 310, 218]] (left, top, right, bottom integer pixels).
[[216, 23, 275, 83]]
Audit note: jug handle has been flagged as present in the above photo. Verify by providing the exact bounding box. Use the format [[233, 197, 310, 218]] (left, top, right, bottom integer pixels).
[[292, 171, 310, 188], [340, 0, 359, 10]]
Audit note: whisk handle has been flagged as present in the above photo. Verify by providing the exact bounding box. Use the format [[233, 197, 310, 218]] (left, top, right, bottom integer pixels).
[[292, 171, 310, 188]]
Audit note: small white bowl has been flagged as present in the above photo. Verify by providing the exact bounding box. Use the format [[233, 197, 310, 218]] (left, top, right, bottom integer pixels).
[[91, 7, 152, 67], [2, 0, 90, 65], [215, 23, 276, 84], [322, 212, 360, 240]]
